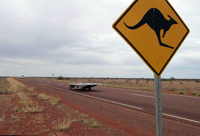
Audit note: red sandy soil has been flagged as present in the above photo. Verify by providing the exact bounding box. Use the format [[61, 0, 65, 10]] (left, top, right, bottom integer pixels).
[[1, 78, 200, 136], [0, 79, 125, 136]]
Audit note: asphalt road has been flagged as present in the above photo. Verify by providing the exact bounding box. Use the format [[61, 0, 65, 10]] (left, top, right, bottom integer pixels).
[[24, 78, 200, 126]]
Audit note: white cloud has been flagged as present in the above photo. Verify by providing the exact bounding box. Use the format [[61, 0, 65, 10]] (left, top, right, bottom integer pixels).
[[0, 0, 199, 78]]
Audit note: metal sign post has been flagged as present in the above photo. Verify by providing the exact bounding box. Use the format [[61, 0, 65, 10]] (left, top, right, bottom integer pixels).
[[154, 74, 163, 136]]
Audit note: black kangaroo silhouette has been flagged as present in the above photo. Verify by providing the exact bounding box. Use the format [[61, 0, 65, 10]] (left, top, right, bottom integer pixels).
[[124, 8, 177, 49]]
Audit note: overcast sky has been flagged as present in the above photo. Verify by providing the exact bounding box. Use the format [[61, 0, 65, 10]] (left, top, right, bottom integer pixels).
[[0, 0, 199, 78]]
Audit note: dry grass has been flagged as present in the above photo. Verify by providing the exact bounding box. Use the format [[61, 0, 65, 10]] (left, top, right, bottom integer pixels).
[[54, 119, 72, 131], [14, 106, 20, 112], [38, 93, 60, 105], [27, 87, 37, 96], [7, 78, 44, 113], [22, 104, 44, 113], [49, 97, 60, 105], [28, 87, 35, 93], [7, 78, 27, 93], [3, 77, 103, 135], [90, 121, 101, 128], [0, 114, 6, 122], [38, 93, 50, 101], [80, 114, 88, 118], [17, 92, 34, 106], [0, 78, 9, 95], [0, 89, 8, 94]]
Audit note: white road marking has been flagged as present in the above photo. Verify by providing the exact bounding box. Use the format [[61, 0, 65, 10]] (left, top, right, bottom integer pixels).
[[130, 93, 155, 98], [100, 87, 200, 99], [37, 83, 46, 86], [36, 83, 200, 125], [36, 83, 143, 110], [163, 113, 200, 124]]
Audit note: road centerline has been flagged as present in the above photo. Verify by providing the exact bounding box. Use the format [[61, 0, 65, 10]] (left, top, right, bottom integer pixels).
[[36, 83, 143, 110], [34, 82, 200, 126], [130, 93, 155, 98]]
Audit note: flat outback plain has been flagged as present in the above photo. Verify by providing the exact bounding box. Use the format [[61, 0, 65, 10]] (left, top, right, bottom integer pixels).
[[0, 77, 200, 135], [65, 77, 200, 97]]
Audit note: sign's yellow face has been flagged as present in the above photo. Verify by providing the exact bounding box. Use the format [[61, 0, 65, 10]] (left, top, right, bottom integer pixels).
[[112, 0, 189, 77]]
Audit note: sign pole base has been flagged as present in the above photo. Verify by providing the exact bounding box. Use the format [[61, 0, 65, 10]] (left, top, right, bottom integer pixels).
[[154, 74, 163, 136]]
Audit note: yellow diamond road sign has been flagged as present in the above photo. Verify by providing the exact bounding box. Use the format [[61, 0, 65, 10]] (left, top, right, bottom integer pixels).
[[112, 0, 189, 77]]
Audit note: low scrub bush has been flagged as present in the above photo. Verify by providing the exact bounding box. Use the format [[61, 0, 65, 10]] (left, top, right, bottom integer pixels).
[[0, 115, 6, 122], [17, 92, 34, 107], [38, 93, 50, 101], [168, 87, 176, 91], [191, 92, 196, 96], [179, 91, 184, 95], [80, 114, 88, 118], [23, 104, 44, 113], [0, 89, 8, 94], [14, 106, 20, 112], [143, 86, 153, 91], [91, 122, 101, 128], [49, 97, 60, 105], [89, 118, 95, 124], [38, 93, 61, 105], [195, 79, 200, 83], [19, 99, 34, 107], [28, 87, 35, 93]]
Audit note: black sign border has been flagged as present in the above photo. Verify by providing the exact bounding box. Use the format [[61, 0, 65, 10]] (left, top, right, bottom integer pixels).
[[112, 0, 190, 77]]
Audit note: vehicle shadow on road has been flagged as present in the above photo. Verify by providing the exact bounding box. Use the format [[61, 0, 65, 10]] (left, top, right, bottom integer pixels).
[[69, 89, 104, 93]]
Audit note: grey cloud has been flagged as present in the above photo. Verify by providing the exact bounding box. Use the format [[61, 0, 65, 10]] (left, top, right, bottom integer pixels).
[[0, 0, 199, 78]]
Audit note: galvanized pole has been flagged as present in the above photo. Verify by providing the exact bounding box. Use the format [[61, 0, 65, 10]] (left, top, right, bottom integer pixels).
[[154, 74, 163, 136]]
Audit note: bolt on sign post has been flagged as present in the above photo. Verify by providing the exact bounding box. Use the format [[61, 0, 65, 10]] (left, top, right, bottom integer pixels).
[[112, 0, 189, 135]]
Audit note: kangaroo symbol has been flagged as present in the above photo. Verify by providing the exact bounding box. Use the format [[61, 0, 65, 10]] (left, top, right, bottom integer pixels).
[[124, 8, 177, 49]]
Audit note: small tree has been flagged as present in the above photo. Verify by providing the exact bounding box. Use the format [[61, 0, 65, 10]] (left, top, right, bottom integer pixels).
[[170, 77, 175, 80], [57, 76, 64, 80]]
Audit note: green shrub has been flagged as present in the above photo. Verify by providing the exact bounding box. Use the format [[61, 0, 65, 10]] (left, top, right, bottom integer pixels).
[[169, 87, 176, 91], [91, 122, 101, 128], [191, 92, 196, 96], [57, 76, 64, 80], [89, 118, 95, 124], [179, 91, 184, 94], [195, 79, 200, 83], [143, 86, 152, 91], [14, 106, 20, 112], [80, 114, 88, 118], [0, 89, 8, 94]]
